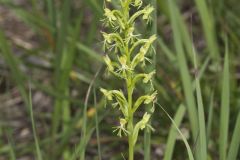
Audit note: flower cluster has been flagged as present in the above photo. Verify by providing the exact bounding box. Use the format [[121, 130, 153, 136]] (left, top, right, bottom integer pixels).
[[100, 0, 157, 151]]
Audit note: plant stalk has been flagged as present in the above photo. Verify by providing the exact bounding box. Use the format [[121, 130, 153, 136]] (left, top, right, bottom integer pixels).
[[127, 77, 134, 160], [128, 115, 134, 160], [128, 133, 134, 160]]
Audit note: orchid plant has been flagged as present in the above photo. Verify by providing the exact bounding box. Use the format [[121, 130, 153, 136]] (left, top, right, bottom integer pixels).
[[100, 0, 157, 159]]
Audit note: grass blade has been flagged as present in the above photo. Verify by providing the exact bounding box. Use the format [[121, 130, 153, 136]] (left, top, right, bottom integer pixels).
[[94, 88, 102, 160], [207, 92, 214, 143], [227, 111, 240, 160], [192, 56, 210, 89], [6, 130, 16, 160], [156, 103, 194, 160], [193, 48, 207, 160], [51, 0, 72, 153], [219, 43, 230, 160], [163, 104, 186, 160], [168, 0, 198, 145], [28, 88, 43, 160], [0, 29, 28, 106], [194, 0, 219, 59], [70, 67, 102, 160], [158, 0, 195, 64], [46, 0, 57, 39]]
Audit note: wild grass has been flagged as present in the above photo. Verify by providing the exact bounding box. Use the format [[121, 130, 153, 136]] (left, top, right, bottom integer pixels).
[[28, 89, 43, 160], [0, 0, 239, 159]]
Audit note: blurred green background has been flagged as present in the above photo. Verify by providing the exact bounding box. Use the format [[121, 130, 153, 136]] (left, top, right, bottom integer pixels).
[[0, 0, 239, 159]]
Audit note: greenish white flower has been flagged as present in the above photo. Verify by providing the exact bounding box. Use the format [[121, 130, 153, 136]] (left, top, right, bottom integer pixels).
[[102, 32, 113, 50], [143, 5, 154, 21], [100, 88, 113, 101], [130, 35, 156, 68], [125, 27, 138, 43], [132, 112, 153, 145], [103, 55, 114, 72], [113, 118, 129, 137], [133, 0, 142, 8], [102, 32, 125, 52], [139, 113, 151, 129], [144, 91, 157, 104], [143, 71, 156, 83], [139, 35, 157, 54], [104, 8, 117, 24], [116, 56, 132, 77]]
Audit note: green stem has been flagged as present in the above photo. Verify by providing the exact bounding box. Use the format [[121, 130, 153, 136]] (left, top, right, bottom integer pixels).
[[128, 108, 134, 160], [127, 76, 134, 160], [128, 116, 135, 160], [129, 133, 134, 160]]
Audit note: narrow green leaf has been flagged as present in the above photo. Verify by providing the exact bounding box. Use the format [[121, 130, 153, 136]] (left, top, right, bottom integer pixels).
[[94, 88, 102, 160], [0, 29, 28, 107], [6, 130, 16, 160], [29, 88, 43, 160], [227, 111, 240, 160], [194, 0, 219, 59], [71, 68, 102, 160], [46, 0, 57, 38], [164, 104, 186, 160], [51, 0, 72, 157], [207, 92, 214, 143], [193, 48, 207, 160], [168, 0, 198, 144], [219, 45, 230, 160], [156, 103, 194, 160], [192, 56, 210, 90]]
